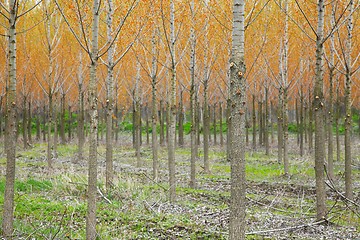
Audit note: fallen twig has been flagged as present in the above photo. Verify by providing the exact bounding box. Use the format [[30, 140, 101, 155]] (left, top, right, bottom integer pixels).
[[97, 187, 112, 204], [246, 217, 332, 235]]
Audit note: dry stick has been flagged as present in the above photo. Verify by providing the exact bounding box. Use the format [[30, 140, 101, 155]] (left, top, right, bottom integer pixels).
[[141, 172, 168, 191], [324, 167, 360, 218], [51, 208, 68, 240], [97, 187, 112, 204], [246, 217, 332, 236], [246, 196, 313, 216], [325, 167, 360, 208]]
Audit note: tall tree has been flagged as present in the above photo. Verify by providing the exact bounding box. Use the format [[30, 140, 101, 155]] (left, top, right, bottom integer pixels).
[[313, 0, 327, 220], [1, 1, 42, 238], [189, 0, 198, 188], [229, 0, 246, 239]]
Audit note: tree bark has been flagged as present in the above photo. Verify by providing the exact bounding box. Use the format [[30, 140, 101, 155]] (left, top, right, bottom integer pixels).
[[189, 1, 197, 186], [105, 0, 115, 191], [229, 1, 246, 239], [252, 94, 256, 151], [344, 0, 354, 200], [168, 0, 177, 202], [86, 1, 100, 238], [2, 1, 18, 237], [178, 90, 184, 147], [314, 0, 327, 220]]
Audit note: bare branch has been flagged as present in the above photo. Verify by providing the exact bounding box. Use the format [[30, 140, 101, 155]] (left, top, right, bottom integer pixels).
[[17, 0, 43, 19]]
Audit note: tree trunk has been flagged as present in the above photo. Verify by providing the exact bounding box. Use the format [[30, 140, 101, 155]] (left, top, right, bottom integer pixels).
[[252, 94, 256, 150], [229, 1, 246, 238], [258, 100, 263, 146], [47, 95, 53, 169], [42, 105, 46, 142], [167, 0, 177, 202], [178, 91, 184, 147], [344, 0, 354, 200], [2, 1, 18, 236], [220, 103, 224, 147], [23, 97, 28, 149], [277, 89, 283, 164], [150, 26, 159, 181], [283, 87, 289, 176], [265, 87, 269, 155], [27, 100, 32, 145], [335, 83, 340, 162], [85, 1, 100, 238], [36, 106, 41, 141], [308, 89, 313, 153], [203, 87, 210, 173], [68, 105, 72, 141], [313, 0, 327, 220], [189, 2, 197, 186], [213, 104, 217, 145], [145, 105, 150, 145], [300, 88, 304, 156], [159, 100, 165, 146], [105, 0, 115, 191]]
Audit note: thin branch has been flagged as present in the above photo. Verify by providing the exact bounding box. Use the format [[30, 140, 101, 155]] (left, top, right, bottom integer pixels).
[[246, 217, 332, 236], [54, 0, 90, 56], [17, 0, 43, 19]]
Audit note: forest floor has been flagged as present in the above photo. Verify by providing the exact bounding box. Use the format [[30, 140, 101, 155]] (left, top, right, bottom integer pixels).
[[0, 134, 359, 239]]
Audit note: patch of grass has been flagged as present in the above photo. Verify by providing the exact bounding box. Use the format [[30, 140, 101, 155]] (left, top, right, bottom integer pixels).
[[0, 178, 52, 194]]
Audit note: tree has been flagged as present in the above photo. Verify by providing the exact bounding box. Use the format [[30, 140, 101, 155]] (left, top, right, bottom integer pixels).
[[313, 0, 327, 220], [1, 1, 42, 238], [229, 0, 246, 239]]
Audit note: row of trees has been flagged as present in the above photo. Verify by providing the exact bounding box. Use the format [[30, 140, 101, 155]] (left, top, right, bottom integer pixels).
[[1, 0, 359, 239]]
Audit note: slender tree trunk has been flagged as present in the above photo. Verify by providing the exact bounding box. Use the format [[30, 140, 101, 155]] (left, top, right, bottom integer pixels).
[[178, 91, 184, 147], [258, 100, 263, 146], [47, 95, 53, 169], [229, 1, 246, 238], [300, 88, 304, 156], [314, 0, 327, 220], [335, 83, 340, 162], [283, 87, 289, 176], [203, 85, 210, 173], [252, 94, 256, 150], [168, 0, 177, 202], [36, 106, 41, 141], [296, 98, 300, 145], [159, 100, 164, 146], [189, 1, 197, 186], [344, 0, 354, 200], [145, 105, 150, 145], [308, 89, 313, 153], [53, 104, 58, 158], [213, 104, 217, 145], [245, 108, 249, 146], [150, 27, 159, 181], [68, 105, 72, 141], [265, 87, 269, 155], [42, 105, 46, 142], [86, 1, 100, 238], [23, 97, 28, 149], [27, 100, 32, 145], [105, 0, 115, 191], [220, 103, 224, 147], [2, 1, 18, 236], [277, 89, 283, 164]]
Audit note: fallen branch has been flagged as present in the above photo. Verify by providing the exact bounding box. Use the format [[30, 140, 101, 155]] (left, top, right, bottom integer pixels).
[[246, 196, 313, 216], [246, 217, 332, 235], [97, 187, 112, 204], [324, 167, 360, 209]]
